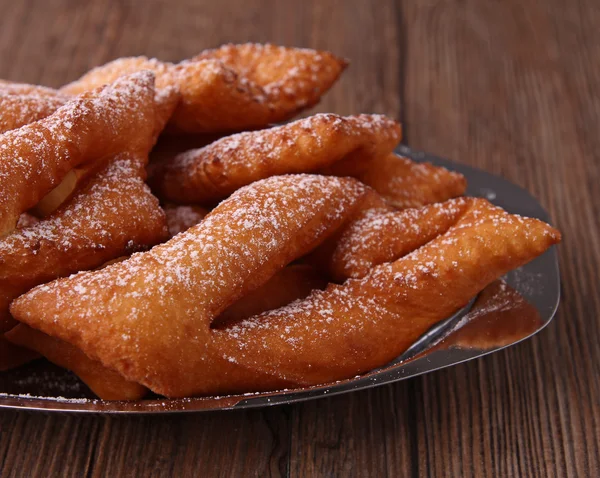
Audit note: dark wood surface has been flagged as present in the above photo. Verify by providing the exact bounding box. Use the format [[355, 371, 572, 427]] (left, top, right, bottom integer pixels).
[[0, 0, 599, 476]]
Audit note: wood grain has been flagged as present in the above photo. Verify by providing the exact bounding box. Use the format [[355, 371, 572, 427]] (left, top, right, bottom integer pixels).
[[0, 0, 598, 476]]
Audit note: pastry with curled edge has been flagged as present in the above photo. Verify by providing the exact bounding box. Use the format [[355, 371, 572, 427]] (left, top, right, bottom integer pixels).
[[61, 44, 347, 134], [312, 197, 472, 282], [0, 71, 158, 237], [0, 94, 67, 134], [356, 153, 467, 209], [3, 208, 321, 399], [10, 175, 560, 398], [0, 153, 168, 333], [149, 113, 402, 204]]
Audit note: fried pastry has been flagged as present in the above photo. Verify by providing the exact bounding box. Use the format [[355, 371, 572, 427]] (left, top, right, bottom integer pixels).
[[10, 175, 371, 396], [213, 264, 327, 328], [61, 45, 346, 133], [5, 325, 147, 400], [194, 43, 347, 110], [0, 71, 157, 237], [206, 199, 560, 392], [3, 263, 324, 399], [149, 114, 401, 204], [0, 94, 67, 133], [357, 153, 467, 208], [0, 153, 167, 333], [10, 176, 560, 397], [318, 197, 473, 281], [0, 83, 175, 150]]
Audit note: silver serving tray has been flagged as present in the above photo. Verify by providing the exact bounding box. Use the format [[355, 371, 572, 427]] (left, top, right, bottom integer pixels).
[[0, 146, 560, 413]]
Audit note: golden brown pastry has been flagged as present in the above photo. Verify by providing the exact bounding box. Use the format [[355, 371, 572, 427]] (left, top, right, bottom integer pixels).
[[0, 153, 168, 333], [10, 176, 560, 397], [5, 325, 147, 400], [2, 263, 324, 399], [318, 197, 473, 281], [149, 114, 401, 204], [0, 94, 67, 133], [207, 199, 560, 393], [0, 71, 157, 237], [357, 153, 467, 209], [213, 264, 328, 328], [61, 44, 347, 134], [10, 175, 370, 396]]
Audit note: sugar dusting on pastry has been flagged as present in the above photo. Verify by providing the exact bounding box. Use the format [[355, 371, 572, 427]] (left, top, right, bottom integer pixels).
[[0, 71, 157, 235], [151, 113, 401, 203]]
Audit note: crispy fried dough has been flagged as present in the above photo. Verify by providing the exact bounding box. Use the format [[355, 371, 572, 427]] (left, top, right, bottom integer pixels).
[[0, 71, 157, 237], [5, 325, 147, 400], [213, 264, 327, 328], [319, 197, 473, 281], [3, 257, 321, 398], [357, 153, 467, 208], [0, 94, 67, 133], [3, 263, 323, 398], [149, 114, 401, 204], [61, 45, 347, 133], [10, 175, 370, 396], [195, 43, 347, 111], [10, 176, 560, 397], [0, 154, 167, 333], [205, 199, 560, 393]]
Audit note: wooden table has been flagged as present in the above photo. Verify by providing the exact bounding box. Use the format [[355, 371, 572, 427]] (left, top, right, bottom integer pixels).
[[0, 0, 598, 476]]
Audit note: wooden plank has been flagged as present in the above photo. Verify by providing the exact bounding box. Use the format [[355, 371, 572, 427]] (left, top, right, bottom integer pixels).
[[401, 0, 600, 476]]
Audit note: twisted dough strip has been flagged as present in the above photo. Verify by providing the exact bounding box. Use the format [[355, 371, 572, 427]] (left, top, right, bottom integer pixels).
[[207, 198, 559, 392], [0, 83, 177, 141], [10, 175, 370, 396], [10, 176, 560, 397], [0, 94, 67, 134], [0, 154, 168, 333], [4, 263, 325, 398], [356, 153, 467, 209], [61, 44, 347, 134], [314, 197, 472, 281], [0, 71, 157, 237], [4, 208, 322, 398], [149, 113, 401, 204]]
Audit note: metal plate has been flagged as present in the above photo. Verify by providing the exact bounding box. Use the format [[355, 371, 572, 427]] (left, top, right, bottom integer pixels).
[[0, 147, 561, 413]]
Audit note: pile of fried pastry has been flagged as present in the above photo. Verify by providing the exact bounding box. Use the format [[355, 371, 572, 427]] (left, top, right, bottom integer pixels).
[[0, 44, 560, 400]]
